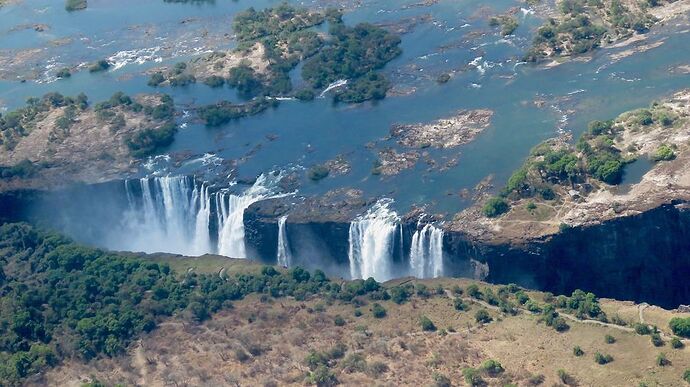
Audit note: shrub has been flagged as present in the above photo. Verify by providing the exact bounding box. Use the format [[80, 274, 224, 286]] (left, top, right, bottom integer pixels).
[[89, 59, 110, 73], [671, 337, 684, 349], [341, 353, 367, 373], [475, 309, 492, 324], [480, 359, 504, 376], [125, 123, 178, 158], [573, 346, 584, 356], [390, 286, 412, 304], [594, 352, 613, 365], [651, 332, 664, 347], [483, 197, 509, 218], [634, 323, 652, 335], [684, 368, 690, 383], [669, 317, 690, 338], [334, 315, 346, 326], [432, 372, 451, 387], [65, 0, 87, 11], [467, 284, 481, 299], [308, 165, 330, 181], [56, 68, 71, 79], [295, 89, 316, 101], [558, 369, 575, 385], [420, 316, 436, 331], [652, 144, 675, 162], [371, 303, 386, 319], [437, 73, 451, 84], [203, 75, 226, 88], [605, 335, 616, 344], [462, 367, 483, 386], [308, 365, 338, 387], [515, 290, 530, 304], [353, 308, 362, 317], [451, 285, 463, 296], [148, 72, 165, 87], [656, 352, 669, 366], [453, 298, 469, 311]]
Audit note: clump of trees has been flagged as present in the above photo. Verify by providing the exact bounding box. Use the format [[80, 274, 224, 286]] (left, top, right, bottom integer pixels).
[[89, 59, 110, 73], [197, 98, 277, 127], [669, 317, 690, 338]]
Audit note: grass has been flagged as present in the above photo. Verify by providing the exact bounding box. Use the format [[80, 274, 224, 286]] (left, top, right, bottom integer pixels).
[[39, 273, 690, 386]]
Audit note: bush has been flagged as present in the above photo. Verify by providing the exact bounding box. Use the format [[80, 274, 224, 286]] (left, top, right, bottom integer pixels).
[[670, 317, 690, 338], [56, 68, 71, 79], [480, 359, 504, 376], [437, 73, 451, 84], [558, 369, 575, 385], [295, 89, 316, 101], [651, 332, 664, 347], [684, 368, 690, 384], [125, 123, 178, 158], [475, 309, 492, 324], [482, 197, 509, 218], [341, 353, 367, 373], [573, 346, 584, 356], [462, 367, 483, 386], [390, 286, 412, 304], [656, 352, 670, 366], [671, 337, 684, 349], [605, 334, 616, 344], [65, 0, 87, 11], [594, 352, 613, 365], [334, 315, 346, 326], [203, 75, 226, 88], [308, 165, 330, 181], [467, 284, 481, 299], [371, 303, 387, 319], [634, 323, 652, 335], [653, 144, 676, 162], [451, 285, 463, 296], [453, 298, 469, 311], [432, 372, 451, 387], [148, 72, 165, 87], [420, 316, 436, 331], [353, 308, 362, 317], [89, 59, 110, 73], [308, 365, 338, 387]]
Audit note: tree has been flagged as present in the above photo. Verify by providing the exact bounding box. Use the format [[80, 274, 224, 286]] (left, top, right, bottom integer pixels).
[[670, 317, 690, 338], [594, 352, 613, 365], [372, 303, 386, 319], [482, 197, 509, 218], [480, 359, 504, 376], [420, 316, 436, 331], [475, 309, 492, 324], [463, 367, 483, 386]]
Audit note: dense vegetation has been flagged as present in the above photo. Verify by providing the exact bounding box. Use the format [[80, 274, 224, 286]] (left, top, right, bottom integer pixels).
[[525, 0, 658, 61], [0, 92, 88, 151], [483, 101, 680, 217], [302, 19, 401, 102], [197, 98, 278, 127]]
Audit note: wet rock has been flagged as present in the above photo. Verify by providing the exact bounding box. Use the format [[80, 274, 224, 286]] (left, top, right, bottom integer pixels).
[[390, 109, 493, 149]]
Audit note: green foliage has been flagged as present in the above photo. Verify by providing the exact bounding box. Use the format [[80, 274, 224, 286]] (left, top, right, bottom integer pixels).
[[655, 352, 669, 366], [634, 323, 652, 335], [437, 73, 451, 84], [475, 309, 492, 324], [390, 285, 412, 304], [125, 122, 177, 158], [482, 197, 509, 218], [334, 315, 346, 326], [232, 4, 325, 43], [0, 223, 350, 385], [671, 337, 684, 349], [420, 315, 436, 331], [652, 144, 675, 162], [453, 298, 469, 311], [605, 334, 616, 344], [540, 305, 569, 332], [371, 303, 387, 319], [573, 345, 584, 356], [89, 59, 110, 73], [295, 89, 316, 101], [307, 365, 338, 387], [203, 76, 226, 88], [594, 352, 613, 365], [669, 317, 690, 338], [65, 0, 87, 11], [308, 165, 330, 181], [148, 72, 165, 87], [334, 72, 390, 104], [480, 359, 504, 376], [197, 98, 277, 126], [56, 68, 71, 79], [462, 367, 483, 386], [432, 372, 451, 387], [341, 352, 367, 373], [228, 65, 265, 99], [651, 332, 664, 347], [467, 284, 481, 299], [684, 368, 690, 383]]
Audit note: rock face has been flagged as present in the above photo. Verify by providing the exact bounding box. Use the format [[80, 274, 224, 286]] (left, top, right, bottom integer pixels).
[[245, 197, 690, 308]]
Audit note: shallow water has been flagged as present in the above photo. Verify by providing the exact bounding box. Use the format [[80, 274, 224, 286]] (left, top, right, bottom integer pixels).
[[2, 0, 690, 218]]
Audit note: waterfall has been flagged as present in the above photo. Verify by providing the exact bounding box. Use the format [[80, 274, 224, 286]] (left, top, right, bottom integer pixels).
[[120, 173, 284, 258], [216, 173, 284, 258], [409, 223, 445, 278], [122, 175, 207, 255], [276, 215, 291, 267], [348, 199, 399, 282], [319, 79, 348, 98]]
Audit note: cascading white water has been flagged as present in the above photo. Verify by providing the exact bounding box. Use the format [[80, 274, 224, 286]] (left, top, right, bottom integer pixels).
[[276, 215, 291, 267], [348, 199, 399, 282], [120, 173, 283, 258], [409, 223, 445, 279], [216, 173, 284, 258], [121, 175, 207, 255]]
